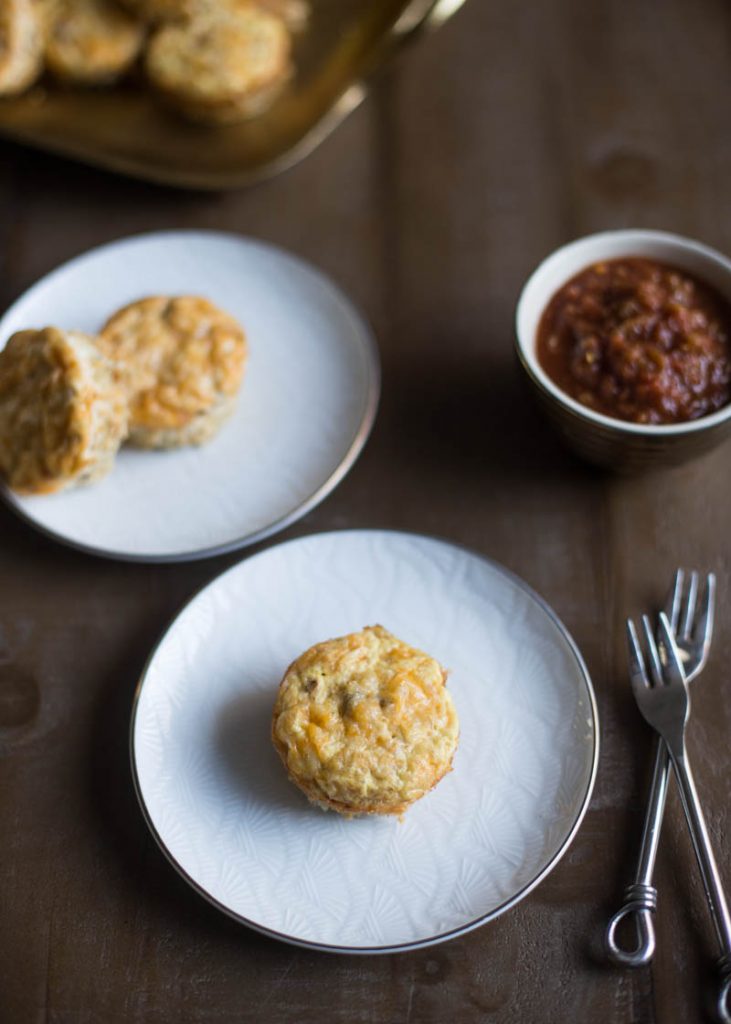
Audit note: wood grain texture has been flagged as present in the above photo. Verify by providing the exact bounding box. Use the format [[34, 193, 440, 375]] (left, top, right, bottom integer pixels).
[[1, 0, 731, 1021]]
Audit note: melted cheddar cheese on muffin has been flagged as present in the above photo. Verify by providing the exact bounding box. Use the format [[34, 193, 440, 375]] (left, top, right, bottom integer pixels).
[[45, 0, 145, 85], [0, 327, 128, 494], [272, 625, 460, 817], [97, 294, 247, 449]]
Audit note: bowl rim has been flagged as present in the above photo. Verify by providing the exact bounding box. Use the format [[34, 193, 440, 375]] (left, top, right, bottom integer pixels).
[[515, 228, 731, 437]]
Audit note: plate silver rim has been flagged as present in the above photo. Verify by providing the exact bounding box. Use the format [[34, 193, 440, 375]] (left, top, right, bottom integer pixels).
[[129, 528, 600, 954], [0, 230, 381, 563]]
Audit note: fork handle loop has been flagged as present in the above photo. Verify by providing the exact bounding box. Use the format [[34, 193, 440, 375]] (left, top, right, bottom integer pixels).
[[605, 883, 658, 967], [716, 955, 731, 1024]]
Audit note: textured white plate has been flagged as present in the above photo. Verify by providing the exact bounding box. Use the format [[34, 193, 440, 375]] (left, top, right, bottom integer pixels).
[[131, 530, 599, 953], [0, 231, 379, 561]]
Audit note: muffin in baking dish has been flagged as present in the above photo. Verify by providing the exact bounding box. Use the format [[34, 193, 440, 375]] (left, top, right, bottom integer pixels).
[[272, 626, 460, 817], [0, 327, 128, 495], [0, 0, 44, 95], [45, 0, 145, 85], [97, 295, 247, 449], [145, 4, 291, 125]]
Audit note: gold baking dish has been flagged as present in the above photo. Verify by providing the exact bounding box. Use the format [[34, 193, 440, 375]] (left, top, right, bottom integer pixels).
[[0, 0, 466, 190]]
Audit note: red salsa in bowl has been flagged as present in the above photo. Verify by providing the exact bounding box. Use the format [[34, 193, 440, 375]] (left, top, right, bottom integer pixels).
[[536, 258, 731, 424]]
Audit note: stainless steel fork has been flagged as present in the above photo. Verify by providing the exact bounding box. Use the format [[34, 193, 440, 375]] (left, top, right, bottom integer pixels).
[[606, 570, 715, 967], [628, 611, 731, 1024]]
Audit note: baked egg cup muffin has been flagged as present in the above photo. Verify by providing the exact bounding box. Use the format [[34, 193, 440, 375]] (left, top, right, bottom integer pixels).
[[45, 0, 145, 86], [144, 3, 292, 125], [0, 326, 129, 495], [271, 625, 460, 818], [0, 0, 44, 96], [97, 295, 247, 449]]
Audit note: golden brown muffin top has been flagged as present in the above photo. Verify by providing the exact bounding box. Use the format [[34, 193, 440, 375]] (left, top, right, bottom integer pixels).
[[272, 625, 460, 816], [98, 295, 247, 431]]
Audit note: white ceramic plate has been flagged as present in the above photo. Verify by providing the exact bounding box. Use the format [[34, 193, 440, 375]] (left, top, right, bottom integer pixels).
[[0, 231, 379, 562], [131, 530, 599, 953]]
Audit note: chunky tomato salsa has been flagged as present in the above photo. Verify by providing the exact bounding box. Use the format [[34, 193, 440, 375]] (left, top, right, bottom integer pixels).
[[536, 258, 731, 424]]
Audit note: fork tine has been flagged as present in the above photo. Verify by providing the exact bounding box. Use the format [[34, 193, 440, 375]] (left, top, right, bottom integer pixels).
[[694, 571, 716, 652], [642, 615, 664, 687], [681, 570, 699, 642], [664, 568, 685, 635], [626, 618, 650, 691], [658, 612, 686, 687]]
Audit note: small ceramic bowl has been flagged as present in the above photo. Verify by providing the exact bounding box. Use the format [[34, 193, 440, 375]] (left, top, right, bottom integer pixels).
[[515, 229, 731, 471]]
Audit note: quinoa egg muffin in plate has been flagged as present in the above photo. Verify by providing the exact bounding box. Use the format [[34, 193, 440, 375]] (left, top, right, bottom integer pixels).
[[0, 326, 128, 495], [98, 294, 248, 449], [272, 625, 460, 817]]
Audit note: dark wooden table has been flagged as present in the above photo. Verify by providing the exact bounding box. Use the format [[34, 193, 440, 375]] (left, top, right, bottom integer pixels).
[[2, 1, 731, 1021]]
